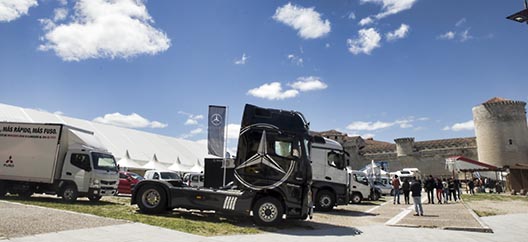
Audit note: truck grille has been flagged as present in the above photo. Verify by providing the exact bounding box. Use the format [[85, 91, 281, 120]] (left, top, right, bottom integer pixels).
[[101, 180, 117, 185]]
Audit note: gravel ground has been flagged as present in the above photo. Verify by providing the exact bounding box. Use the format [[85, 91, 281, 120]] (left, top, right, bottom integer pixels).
[[0, 200, 125, 239], [465, 199, 528, 216]]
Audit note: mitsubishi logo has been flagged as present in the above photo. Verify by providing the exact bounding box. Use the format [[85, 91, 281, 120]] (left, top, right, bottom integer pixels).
[[236, 131, 285, 174], [4, 156, 14, 168]]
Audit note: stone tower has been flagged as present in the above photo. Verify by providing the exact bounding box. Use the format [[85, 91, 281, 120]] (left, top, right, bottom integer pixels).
[[472, 97, 528, 167], [394, 137, 415, 157]]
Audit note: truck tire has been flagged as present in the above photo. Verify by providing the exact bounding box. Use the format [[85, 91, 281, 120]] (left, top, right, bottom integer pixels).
[[315, 190, 335, 212], [60, 184, 78, 203], [88, 195, 102, 202], [351, 192, 362, 204], [137, 184, 167, 214], [370, 190, 380, 201], [0, 182, 6, 198], [252, 196, 283, 226]]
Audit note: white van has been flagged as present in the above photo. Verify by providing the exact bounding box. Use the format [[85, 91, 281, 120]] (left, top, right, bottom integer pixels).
[[144, 170, 182, 181]]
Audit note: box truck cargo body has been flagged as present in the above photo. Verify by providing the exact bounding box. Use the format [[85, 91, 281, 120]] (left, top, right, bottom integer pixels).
[[0, 122, 118, 202]]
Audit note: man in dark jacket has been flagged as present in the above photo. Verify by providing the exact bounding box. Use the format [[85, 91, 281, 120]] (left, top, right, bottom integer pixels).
[[425, 175, 435, 204], [411, 178, 423, 216]]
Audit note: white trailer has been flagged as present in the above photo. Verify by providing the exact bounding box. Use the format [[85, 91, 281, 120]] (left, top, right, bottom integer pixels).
[[0, 122, 118, 202], [311, 137, 379, 211]]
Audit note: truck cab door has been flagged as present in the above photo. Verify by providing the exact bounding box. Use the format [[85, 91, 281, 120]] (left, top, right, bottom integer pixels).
[[62, 152, 92, 193], [325, 151, 347, 186]]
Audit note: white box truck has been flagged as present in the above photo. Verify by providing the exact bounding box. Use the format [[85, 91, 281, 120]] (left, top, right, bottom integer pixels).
[[0, 122, 119, 202], [311, 136, 380, 211]]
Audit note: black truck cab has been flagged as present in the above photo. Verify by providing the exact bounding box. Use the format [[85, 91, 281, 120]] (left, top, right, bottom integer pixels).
[[132, 104, 313, 226]]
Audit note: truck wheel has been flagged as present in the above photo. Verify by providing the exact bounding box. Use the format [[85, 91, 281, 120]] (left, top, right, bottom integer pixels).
[[252, 197, 283, 226], [351, 193, 362, 204], [137, 185, 167, 214], [88, 195, 102, 202], [370, 191, 380, 201], [0, 182, 6, 197], [61, 184, 78, 203], [315, 190, 335, 212]]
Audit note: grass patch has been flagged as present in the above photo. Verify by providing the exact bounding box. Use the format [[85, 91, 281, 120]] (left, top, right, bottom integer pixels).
[[473, 210, 498, 217], [1, 195, 260, 236], [462, 193, 528, 203]]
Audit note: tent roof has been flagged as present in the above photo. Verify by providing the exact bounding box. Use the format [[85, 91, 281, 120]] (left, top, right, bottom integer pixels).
[[445, 156, 500, 172], [117, 150, 144, 169], [0, 103, 207, 167]]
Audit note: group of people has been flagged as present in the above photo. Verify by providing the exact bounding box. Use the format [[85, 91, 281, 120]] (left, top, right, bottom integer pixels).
[[391, 175, 464, 216], [391, 175, 424, 216]]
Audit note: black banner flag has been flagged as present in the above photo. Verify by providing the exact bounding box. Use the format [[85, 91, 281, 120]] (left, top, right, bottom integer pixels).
[[207, 105, 226, 157]]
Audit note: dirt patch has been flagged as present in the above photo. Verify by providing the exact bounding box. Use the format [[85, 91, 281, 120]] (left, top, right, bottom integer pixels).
[[465, 200, 528, 216]]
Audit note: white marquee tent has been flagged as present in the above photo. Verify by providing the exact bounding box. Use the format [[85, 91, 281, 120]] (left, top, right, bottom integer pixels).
[[0, 103, 208, 169], [117, 150, 144, 170]]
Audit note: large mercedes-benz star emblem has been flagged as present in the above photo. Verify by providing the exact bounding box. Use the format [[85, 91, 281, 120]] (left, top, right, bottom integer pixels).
[[211, 113, 222, 126], [236, 131, 285, 174]]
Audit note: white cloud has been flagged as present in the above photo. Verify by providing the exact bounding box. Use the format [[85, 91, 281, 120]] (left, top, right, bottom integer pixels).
[[234, 53, 248, 65], [179, 112, 203, 126], [455, 18, 466, 27], [273, 3, 331, 39], [190, 128, 203, 135], [93, 112, 167, 129], [358, 17, 374, 26], [39, 0, 170, 61], [247, 82, 299, 100], [347, 121, 394, 131], [443, 120, 474, 131], [226, 124, 241, 139], [287, 54, 304, 66], [347, 28, 381, 55], [53, 8, 68, 22], [438, 31, 455, 40], [0, 0, 37, 22], [362, 133, 375, 139], [289, 76, 328, 91], [460, 29, 473, 42], [58, 0, 68, 6], [386, 24, 409, 41], [347, 116, 428, 131], [348, 11, 356, 20], [361, 0, 418, 20]]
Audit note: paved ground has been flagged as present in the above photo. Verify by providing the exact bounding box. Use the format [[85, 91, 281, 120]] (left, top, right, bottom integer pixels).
[[2, 194, 526, 242]]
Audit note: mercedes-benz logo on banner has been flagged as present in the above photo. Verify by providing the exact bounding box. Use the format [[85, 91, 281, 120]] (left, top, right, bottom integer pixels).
[[234, 125, 296, 191], [210, 113, 223, 126]]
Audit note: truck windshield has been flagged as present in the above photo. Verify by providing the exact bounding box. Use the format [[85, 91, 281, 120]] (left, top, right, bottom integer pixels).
[[91, 153, 118, 172]]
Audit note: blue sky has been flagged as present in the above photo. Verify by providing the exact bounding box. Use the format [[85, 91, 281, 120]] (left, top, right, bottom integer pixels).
[[1, 0, 527, 153]]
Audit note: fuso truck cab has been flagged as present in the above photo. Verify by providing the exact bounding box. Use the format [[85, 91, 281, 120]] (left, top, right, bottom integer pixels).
[[0, 122, 119, 202], [132, 104, 313, 226], [311, 136, 379, 211]]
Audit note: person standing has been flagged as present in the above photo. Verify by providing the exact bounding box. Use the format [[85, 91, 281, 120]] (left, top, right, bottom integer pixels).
[[392, 175, 401, 204], [442, 178, 449, 203], [402, 178, 411, 204], [435, 177, 443, 204], [448, 178, 457, 202], [454, 178, 461, 200], [468, 179, 475, 195], [411, 178, 423, 216], [425, 175, 435, 204]]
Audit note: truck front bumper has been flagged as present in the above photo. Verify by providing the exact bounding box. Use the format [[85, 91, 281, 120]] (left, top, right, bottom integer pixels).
[[88, 187, 117, 196]]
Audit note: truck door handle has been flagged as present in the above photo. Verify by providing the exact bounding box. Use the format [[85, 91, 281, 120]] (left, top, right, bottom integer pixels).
[[325, 176, 331, 181], [66, 172, 72, 176]]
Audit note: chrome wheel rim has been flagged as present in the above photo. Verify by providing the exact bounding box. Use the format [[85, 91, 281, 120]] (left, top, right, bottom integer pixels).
[[320, 196, 332, 207], [142, 189, 161, 208], [64, 188, 74, 200], [258, 202, 278, 223]]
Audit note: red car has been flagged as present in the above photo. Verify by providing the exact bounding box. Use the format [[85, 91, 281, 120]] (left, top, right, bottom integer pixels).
[[118, 171, 144, 194]]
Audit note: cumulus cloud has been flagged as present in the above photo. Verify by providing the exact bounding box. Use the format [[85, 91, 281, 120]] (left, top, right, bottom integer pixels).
[[53, 8, 68, 22], [178, 111, 203, 126], [438, 31, 455, 40], [247, 82, 299, 100], [347, 28, 381, 55], [0, 0, 38, 22], [443, 120, 474, 131], [358, 17, 374, 26], [347, 116, 428, 131], [361, 0, 418, 20], [248, 77, 328, 100], [93, 112, 168, 129], [39, 0, 170, 61], [234, 53, 248, 65], [289, 76, 328, 91], [227, 124, 241, 139], [273, 3, 331, 39], [386, 24, 409, 41], [287, 54, 304, 66]]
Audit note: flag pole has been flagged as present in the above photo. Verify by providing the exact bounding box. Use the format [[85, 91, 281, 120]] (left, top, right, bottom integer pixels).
[[222, 106, 229, 186]]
